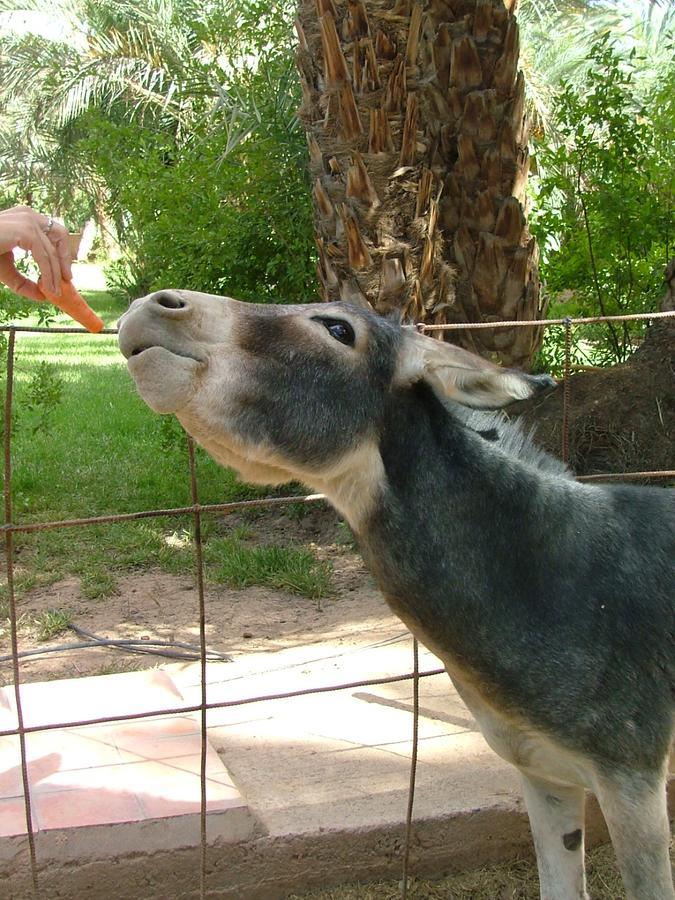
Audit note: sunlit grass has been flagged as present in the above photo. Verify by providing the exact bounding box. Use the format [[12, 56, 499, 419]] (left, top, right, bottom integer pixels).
[[8, 291, 252, 522], [206, 537, 332, 600], [8, 291, 124, 381]]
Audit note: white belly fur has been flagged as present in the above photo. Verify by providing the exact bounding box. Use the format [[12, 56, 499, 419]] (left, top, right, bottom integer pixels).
[[449, 669, 597, 791]]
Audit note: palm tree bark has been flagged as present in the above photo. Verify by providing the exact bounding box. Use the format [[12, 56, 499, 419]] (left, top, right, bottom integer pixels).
[[296, 0, 545, 369]]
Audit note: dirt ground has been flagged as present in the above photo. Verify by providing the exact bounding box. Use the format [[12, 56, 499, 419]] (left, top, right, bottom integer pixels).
[[0, 506, 393, 687]]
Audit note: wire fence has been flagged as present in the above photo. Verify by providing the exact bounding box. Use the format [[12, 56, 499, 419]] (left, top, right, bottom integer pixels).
[[1, 308, 673, 898]]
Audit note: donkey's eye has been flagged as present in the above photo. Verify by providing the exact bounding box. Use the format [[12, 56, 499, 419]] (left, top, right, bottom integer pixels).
[[312, 317, 355, 347]]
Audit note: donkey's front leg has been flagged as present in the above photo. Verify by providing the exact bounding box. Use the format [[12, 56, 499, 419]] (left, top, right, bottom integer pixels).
[[520, 772, 589, 900], [594, 769, 674, 900]]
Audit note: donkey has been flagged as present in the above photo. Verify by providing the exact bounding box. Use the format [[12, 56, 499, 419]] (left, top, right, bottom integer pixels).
[[118, 290, 674, 900]]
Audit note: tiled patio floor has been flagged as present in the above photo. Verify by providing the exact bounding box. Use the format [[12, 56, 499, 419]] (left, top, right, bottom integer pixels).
[[0, 670, 255, 845]]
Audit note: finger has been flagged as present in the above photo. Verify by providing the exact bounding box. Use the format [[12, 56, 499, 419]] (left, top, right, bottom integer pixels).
[[47, 223, 73, 281], [20, 226, 61, 296], [0, 252, 43, 301], [36, 224, 63, 293], [0, 210, 32, 256]]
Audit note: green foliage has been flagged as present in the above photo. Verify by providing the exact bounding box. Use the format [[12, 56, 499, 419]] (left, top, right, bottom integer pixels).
[[75, 103, 315, 302], [0, 276, 59, 441], [24, 362, 65, 433], [531, 36, 673, 368], [518, 1, 675, 136], [157, 412, 187, 454]]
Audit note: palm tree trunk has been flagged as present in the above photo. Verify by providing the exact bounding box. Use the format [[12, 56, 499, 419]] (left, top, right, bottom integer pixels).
[[296, 0, 545, 369]]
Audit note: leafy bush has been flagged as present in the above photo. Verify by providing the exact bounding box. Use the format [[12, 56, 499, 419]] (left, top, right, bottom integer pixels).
[[531, 36, 674, 369], [0, 254, 62, 439], [71, 45, 316, 302]]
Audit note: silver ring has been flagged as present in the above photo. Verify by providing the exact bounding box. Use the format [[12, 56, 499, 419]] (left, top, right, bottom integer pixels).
[[43, 215, 54, 234]]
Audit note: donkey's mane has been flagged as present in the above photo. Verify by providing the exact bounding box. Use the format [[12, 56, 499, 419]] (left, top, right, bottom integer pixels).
[[459, 407, 573, 480]]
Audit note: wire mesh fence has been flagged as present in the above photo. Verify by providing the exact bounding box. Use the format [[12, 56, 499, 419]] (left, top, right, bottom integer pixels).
[[1, 308, 673, 898]]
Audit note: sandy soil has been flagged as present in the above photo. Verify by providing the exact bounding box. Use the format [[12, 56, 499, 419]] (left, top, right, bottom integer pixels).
[[0, 507, 393, 686]]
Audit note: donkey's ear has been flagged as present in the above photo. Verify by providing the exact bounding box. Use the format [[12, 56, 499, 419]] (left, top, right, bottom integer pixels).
[[397, 330, 555, 409]]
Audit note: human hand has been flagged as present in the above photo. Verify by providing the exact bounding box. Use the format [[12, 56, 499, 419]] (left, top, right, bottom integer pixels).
[[0, 205, 73, 301]]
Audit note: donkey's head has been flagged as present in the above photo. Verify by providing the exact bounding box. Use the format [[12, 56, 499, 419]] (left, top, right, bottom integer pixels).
[[118, 290, 551, 521]]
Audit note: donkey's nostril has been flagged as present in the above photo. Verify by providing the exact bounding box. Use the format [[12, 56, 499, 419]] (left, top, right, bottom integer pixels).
[[153, 290, 186, 310]]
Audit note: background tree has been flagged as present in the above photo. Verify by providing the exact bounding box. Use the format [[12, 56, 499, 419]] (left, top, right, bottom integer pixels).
[[295, 0, 546, 368], [517, 0, 674, 135], [533, 37, 675, 369], [294, 0, 673, 369]]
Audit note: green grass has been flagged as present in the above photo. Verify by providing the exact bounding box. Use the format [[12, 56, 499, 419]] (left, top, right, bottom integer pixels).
[[8, 290, 256, 521], [32, 608, 72, 642], [81, 570, 119, 600], [1, 284, 331, 605], [206, 537, 332, 600]]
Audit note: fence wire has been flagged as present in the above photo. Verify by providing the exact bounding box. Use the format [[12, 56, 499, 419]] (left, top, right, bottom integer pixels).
[[1, 308, 673, 899]]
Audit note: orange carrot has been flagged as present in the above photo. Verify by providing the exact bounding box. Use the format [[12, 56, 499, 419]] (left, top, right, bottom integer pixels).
[[38, 279, 104, 334]]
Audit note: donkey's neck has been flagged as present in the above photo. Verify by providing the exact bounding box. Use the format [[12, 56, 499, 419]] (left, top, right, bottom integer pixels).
[[344, 382, 572, 664], [312, 439, 386, 532]]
